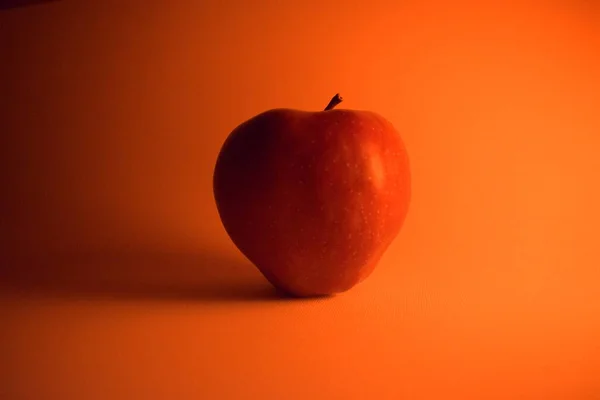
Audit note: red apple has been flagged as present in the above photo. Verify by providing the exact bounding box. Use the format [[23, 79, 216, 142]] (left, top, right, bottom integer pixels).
[[213, 94, 411, 297]]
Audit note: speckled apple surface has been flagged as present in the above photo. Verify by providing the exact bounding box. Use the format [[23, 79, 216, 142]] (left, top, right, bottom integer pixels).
[[1, 2, 599, 400], [213, 101, 411, 296]]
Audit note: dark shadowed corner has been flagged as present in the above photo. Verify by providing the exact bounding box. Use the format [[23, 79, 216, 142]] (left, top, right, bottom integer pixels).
[[0, 247, 285, 302], [0, 0, 60, 10]]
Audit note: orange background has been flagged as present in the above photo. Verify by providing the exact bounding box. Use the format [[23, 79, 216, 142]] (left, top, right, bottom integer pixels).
[[1, 1, 600, 399]]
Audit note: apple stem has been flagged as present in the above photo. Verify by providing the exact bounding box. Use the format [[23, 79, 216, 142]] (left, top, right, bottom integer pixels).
[[324, 93, 343, 111]]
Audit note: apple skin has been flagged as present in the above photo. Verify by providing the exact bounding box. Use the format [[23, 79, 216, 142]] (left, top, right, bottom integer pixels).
[[213, 100, 411, 297]]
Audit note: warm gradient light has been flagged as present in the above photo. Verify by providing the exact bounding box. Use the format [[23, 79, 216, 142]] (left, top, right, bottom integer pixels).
[[1, 1, 599, 399]]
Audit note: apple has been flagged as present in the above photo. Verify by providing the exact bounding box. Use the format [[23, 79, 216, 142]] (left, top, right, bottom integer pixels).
[[213, 94, 411, 297]]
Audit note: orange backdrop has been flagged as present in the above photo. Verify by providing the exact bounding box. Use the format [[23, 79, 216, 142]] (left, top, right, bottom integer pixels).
[[1, 1, 600, 399]]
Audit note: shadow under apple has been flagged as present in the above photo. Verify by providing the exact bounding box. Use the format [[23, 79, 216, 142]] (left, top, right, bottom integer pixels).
[[0, 248, 289, 302]]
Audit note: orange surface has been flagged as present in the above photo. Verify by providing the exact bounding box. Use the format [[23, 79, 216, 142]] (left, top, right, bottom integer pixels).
[[1, 1, 600, 399]]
